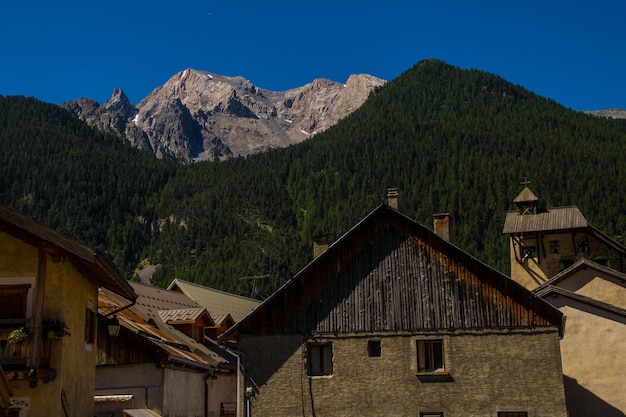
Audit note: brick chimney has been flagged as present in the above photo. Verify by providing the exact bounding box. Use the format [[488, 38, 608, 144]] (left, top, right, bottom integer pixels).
[[387, 187, 399, 210], [433, 213, 452, 242]]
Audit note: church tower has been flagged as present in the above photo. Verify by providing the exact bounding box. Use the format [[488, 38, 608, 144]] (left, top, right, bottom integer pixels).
[[503, 181, 626, 290]]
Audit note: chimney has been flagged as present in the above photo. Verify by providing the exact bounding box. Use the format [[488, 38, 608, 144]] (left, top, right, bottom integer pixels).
[[433, 213, 452, 242], [313, 233, 334, 259], [387, 187, 399, 210]]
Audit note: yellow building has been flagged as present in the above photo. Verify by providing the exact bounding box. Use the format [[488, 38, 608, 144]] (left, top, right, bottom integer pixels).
[[0, 202, 136, 417], [503, 185, 626, 417]]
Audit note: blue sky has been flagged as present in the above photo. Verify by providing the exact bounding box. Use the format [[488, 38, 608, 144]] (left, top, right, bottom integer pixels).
[[1, 1, 624, 111]]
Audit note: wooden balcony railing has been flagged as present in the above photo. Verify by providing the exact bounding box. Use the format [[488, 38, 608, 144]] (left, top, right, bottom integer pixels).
[[0, 322, 52, 379]]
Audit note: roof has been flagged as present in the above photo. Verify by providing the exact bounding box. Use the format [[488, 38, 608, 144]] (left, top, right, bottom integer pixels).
[[167, 279, 260, 322], [0, 202, 136, 301], [513, 186, 539, 203], [158, 308, 214, 326], [534, 258, 626, 321], [503, 206, 588, 234], [538, 258, 626, 289], [99, 284, 236, 370], [130, 281, 202, 321], [222, 205, 563, 340], [535, 285, 626, 322]]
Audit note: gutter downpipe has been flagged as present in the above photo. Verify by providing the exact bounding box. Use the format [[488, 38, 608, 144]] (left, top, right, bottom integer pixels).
[[226, 348, 245, 417]]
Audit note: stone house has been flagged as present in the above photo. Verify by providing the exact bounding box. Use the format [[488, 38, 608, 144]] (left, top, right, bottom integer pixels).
[[96, 281, 239, 417], [503, 184, 626, 416], [0, 202, 137, 417], [221, 195, 568, 417]]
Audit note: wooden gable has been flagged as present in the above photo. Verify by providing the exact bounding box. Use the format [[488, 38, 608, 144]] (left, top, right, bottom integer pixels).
[[227, 205, 562, 338]]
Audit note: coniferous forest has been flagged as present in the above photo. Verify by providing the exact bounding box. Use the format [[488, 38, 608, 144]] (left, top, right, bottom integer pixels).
[[1, 59, 626, 299]]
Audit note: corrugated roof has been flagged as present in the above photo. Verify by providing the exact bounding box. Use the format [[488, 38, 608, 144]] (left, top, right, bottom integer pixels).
[[158, 308, 212, 325], [502, 206, 588, 234], [98, 287, 235, 369], [0, 202, 136, 301], [167, 279, 260, 323]]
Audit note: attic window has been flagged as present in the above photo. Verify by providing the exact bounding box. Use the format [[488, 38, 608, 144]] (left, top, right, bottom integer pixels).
[[368, 340, 381, 357], [307, 342, 333, 376], [549, 240, 560, 254]]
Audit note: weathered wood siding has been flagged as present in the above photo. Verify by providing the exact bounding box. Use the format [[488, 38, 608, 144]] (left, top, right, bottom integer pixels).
[[239, 206, 561, 336]]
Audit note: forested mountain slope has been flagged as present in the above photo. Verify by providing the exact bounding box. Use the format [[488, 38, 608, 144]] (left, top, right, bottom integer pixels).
[[2, 59, 626, 299]]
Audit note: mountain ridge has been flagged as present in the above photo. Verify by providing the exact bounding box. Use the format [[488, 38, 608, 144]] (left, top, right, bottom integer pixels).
[[61, 69, 385, 162], [3, 59, 626, 297]]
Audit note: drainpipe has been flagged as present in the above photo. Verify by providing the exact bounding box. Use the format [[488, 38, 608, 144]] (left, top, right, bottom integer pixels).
[[226, 348, 245, 417], [204, 369, 214, 417]]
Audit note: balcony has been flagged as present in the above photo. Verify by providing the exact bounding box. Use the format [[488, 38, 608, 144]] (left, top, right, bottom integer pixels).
[[0, 320, 54, 383]]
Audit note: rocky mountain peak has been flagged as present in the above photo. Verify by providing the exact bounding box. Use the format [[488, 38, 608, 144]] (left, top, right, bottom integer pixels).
[[62, 69, 386, 162], [103, 88, 136, 120]]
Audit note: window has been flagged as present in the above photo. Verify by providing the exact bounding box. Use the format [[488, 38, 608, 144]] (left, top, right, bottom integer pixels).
[[594, 256, 609, 267], [498, 413, 527, 417], [84, 302, 96, 346], [560, 257, 576, 271], [368, 340, 381, 357], [307, 342, 332, 376], [549, 240, 560, 254], [521, 246, 536, 259], [417, 340, 444, 373], [0, 285, 30, 321], [578, 239, 589, 254], [420, 413, 443, 417]]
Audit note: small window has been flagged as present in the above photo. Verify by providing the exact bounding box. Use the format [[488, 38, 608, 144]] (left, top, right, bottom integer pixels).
[[560, 257, 576, 271], [368, 340, 381, 357], [417, 340, 444, 373], [594, 256, 609, 267], [549, 240, 560, 254], [84, 302, 96, 345], [521, 246, 536, 259], [498, 413, 527, 417], [308, 342, 332, 376], [0, 285, 30, 320], [578, 240, 589, 254], [420, 413, 443, 417]]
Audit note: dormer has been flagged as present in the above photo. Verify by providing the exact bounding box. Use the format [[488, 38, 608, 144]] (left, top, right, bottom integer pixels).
[[158, 308, 215, 343]]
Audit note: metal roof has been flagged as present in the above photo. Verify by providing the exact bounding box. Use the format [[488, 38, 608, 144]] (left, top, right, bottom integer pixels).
[[167, 279, 260, 323], [98, 287, 235, 369], [158, 308, 213, 326]]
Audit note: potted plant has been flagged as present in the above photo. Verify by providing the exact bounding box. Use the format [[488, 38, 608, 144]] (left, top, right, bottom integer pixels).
[[7, 327, 28, 344], [43, 318, 70, 341]]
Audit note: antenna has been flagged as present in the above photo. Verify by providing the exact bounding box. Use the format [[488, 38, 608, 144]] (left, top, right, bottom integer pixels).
[[239, 275, 269, 298]]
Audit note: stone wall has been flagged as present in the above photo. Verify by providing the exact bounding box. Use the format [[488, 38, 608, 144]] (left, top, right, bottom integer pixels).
[[240, 329, 567, 417]]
